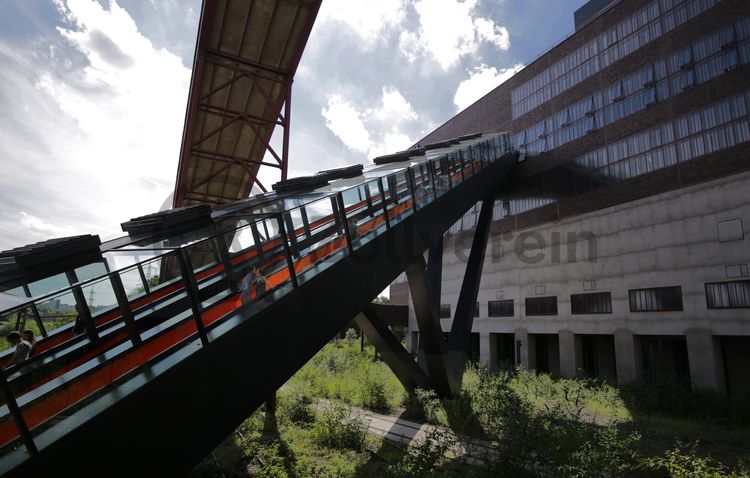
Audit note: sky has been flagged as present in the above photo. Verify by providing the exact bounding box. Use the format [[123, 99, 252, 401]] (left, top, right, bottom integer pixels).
[[0, 0, 587, 251]]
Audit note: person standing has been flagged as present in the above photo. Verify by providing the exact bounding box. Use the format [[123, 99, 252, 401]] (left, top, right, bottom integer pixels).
[[5, 331, 31, 366], [240, 267, 272, 304], [21, 329, 36, 356]]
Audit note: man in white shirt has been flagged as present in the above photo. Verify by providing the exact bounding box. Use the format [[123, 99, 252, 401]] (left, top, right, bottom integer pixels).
[[6, 331, 31, 366]]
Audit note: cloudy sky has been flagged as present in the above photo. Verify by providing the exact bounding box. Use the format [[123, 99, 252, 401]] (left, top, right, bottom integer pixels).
[[0, 0, 586, 250]]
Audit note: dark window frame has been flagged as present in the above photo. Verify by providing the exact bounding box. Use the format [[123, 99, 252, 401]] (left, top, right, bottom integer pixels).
[[488, 299, 514, 317], [705, 280, 750, 309], [439, 304, 451, 318], [628, 286, 683, 312], [525, 296, 558, 316], [570, 291, 613, 314]]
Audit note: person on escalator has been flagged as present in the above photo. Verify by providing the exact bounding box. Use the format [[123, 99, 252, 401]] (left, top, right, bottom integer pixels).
[[5, 331, 31, 366], [347, 217, 360, 242], [240, 266, 272, 304], [21, 329, 36, 356], [72, 303, 86, 335]]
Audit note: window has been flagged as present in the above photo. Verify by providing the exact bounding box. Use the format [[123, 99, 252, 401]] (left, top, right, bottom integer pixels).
[[474, 302, 480, 317], [571, 292, 612, 314], [525, 296, 558, 316], [705, 280, 750, 308], [613, 80, 624, 101], [488, 299, 514, 317], [629, 286, 683, 312], [439, 304, 451, 318], [644, 64, 656, 86]]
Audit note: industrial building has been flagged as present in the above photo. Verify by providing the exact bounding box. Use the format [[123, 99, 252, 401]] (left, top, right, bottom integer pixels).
[[392, 0, 750, 395]]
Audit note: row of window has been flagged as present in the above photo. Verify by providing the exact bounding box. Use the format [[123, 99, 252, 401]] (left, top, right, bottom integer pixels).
[[514, 17, 750, 157], [495, 89, 750, 220], [438, 280, 750, 318], [511, 0, 719, 119]]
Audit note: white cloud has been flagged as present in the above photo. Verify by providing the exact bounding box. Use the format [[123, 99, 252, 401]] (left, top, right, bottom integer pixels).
[[0, 0, 197, 250], [322, 88, 419, 159], [453, 63, 524, 111], [473, 18, 510, 51], [20, 212, 76, 237], [317, 0, 406, 45], [402, 0, 511, 70], [372, 88, 418, 124], [321, 94, 372, 153]]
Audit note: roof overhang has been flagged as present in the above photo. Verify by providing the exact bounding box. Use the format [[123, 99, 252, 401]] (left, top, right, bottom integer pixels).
[[174, 0, 322, 208]]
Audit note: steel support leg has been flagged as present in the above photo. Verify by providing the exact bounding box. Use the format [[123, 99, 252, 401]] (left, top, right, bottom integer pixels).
[[406, 256, 456, 397], [447, 195, 495, 386], [354, 306, 430, 393]]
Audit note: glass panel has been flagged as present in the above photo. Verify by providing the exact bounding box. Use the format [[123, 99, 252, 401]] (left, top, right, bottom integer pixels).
[[35, 291, 78, 334], [139, 254, 172, 291], [184, 237, 219, 273], [293, 200, 349, 283], [27, 273, 69, 298], [0, 412, 23, 456], [224, 221, 256, 255], [0, 306, 36, 354], [449, 155, 464, 185], [302, 197, 335, 234], [433, 157, 451, 198], [386, 170, 413, 225], [118, 268, 146, 300], [80, 277, 118, 317], [74, 262, 109, 283], [411, 164, 434, 209], [1, 287, 25, 298]]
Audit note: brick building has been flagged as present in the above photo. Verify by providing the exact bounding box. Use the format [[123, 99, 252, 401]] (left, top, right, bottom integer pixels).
[[392, 0, 750, 395]]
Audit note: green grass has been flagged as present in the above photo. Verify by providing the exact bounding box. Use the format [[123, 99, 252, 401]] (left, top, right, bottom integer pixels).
[[194, 336, 750, 477]]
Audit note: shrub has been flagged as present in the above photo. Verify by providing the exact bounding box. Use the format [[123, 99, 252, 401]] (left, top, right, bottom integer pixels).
[[255, 442, 289, 478], [344, 327, 359, 342], [388, 427, 457, 478], [408, 388, 444, 425], [560, 424, 641, 478], [620, 381, 750, 426], [280, 392, 315, 425], [311, 403, 367, 451], [643, 441, 750, 478], [359, 370, 392, 413]]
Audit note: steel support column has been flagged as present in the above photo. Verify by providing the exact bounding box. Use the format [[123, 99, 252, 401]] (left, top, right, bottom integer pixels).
[[65, 270, 98, 342], [354, 306, 429, 393], [447, 195, 495, 386], [406, 257, 456, 397]]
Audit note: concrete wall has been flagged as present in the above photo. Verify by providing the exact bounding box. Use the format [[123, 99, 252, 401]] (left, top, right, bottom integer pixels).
[[397, 171, 750, 391]]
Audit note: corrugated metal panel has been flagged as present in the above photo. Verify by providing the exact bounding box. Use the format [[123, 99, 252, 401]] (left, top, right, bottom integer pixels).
[[174, 0, 322, 207]]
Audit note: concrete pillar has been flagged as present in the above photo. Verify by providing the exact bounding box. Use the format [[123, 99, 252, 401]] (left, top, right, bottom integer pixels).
[[614, 329, 638, 384], [686, 329, 724, 392], [514, 328, 530, 370], [559, 330, 577, 379], [479, 332, 495, 370]]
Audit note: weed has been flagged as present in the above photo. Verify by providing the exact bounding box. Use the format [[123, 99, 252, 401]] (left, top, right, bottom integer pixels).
[[311, 403, 367, 451]]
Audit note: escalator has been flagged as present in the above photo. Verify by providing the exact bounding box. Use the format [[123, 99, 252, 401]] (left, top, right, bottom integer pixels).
[[0, 133, 516, 477]]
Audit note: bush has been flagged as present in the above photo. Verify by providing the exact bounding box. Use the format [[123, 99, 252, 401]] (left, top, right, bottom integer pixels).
[[561, 424, 641, 478], [643, 441, 750, 478], [403, 388, 444, 425], [359, 370, 392, 413], [388, 427, 457, 478], [344, 327, 359, 342], [620, 381, 750, 426], [255, 442, 289, 478], [280, 392, 315, 425], [311, 403, 367, 451]]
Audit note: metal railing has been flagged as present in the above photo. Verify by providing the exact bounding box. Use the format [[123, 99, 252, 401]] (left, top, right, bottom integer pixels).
[[0, 133, 512, 468]]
